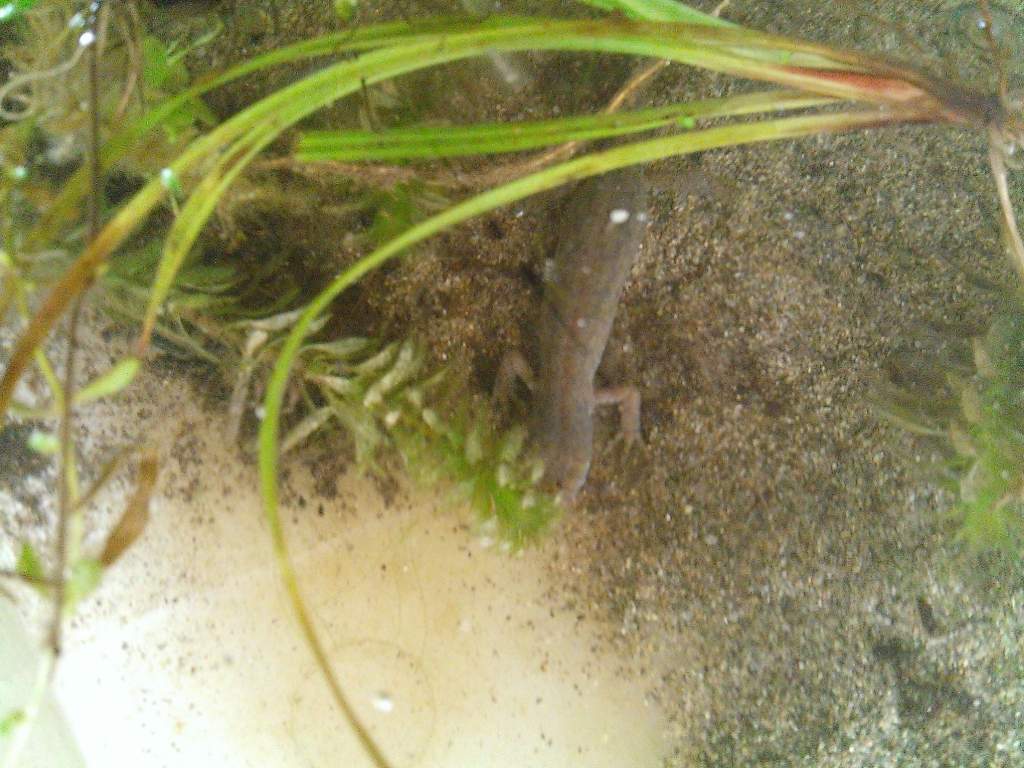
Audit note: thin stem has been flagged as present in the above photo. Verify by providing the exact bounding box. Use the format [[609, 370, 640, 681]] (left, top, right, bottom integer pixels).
[[50, 299, 77, 652], [977, 0, 1009, 105], [0, 569, 59, 588], [0, 46, 86, 122], [0, 651, 55, 768], [51, 5, 105, 659]]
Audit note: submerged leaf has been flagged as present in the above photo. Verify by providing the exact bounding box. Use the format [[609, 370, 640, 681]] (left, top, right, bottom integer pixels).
[[16, 541, 45, 584], [497, 424, 527, 464], [99, 452, 159, 567], [574, 0, 732, 26], [948, 422, 977, 457], [0, 710, 25, 738], [74, 358, 141, 405], [280, 407, 335, 455], [26, 429, 59, 454], [363, 341, 421, 408], [304, 337, 373, 359], [960, 383, 984, 424], [295, 92, 823, 162], [64, 558, 103, 614], [972, 336, 996, 379]]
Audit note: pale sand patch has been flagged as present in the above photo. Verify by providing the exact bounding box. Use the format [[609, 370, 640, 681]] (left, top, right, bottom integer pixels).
[[17, 358, 680, 767]]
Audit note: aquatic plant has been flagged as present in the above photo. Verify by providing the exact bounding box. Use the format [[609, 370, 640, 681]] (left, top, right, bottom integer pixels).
[[3, 1, 1024, 766], [227, 321, 557, 544], [956, 311, 1024, 550], [877, 297, 1024, 553]]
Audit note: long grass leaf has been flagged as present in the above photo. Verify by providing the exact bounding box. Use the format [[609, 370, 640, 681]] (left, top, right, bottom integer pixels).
[[296, 90, 831, 162], [138, 124, 276, 349], [29, 14, 935, 248], [575, 0, 734, 26], [72, 357, 140, 405], [0, 18, 950, 416]]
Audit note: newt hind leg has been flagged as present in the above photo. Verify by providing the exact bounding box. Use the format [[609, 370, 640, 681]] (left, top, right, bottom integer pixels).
[[493, 350, 534, 410], [594, 385, 642, 446]]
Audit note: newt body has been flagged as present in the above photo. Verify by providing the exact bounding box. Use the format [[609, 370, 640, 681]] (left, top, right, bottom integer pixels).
[[532, 167, 649, 500]]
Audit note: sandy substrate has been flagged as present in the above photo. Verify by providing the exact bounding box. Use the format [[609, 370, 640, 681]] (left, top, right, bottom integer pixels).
[[3, 1, 1024, 766]]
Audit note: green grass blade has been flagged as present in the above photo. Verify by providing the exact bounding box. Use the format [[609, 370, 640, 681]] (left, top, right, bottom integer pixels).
[[29, 15, 540, 247], [31, 14, 921, 247], [1, 16, 942, 418], [575, 0, 735, 26], [295, 90, 832, 162], [72, 358, 141, 405], [139, 123, 276, 348]]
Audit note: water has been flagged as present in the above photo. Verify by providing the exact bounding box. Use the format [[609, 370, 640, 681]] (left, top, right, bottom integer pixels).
[[27, 362, 672, 767]]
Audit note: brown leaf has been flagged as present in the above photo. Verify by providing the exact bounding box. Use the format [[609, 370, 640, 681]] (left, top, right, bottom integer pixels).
[[100, 450, 159, 567]]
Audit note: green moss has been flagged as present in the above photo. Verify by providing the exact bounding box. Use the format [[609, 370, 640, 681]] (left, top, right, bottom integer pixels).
[[878, 300, 1024, 554], [278, 334, 561, 546]]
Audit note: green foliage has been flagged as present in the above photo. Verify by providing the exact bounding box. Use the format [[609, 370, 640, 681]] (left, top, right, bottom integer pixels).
[[0, 710, 25, 738], [574, 0, 732, 25], [276, 333, 560, 545], [334, 0, 358, 23], [949, 311, 1024, 550], [139, 33, 220, 141], [0, 0, 35, 25], [877, 301, 1024, 553], [0, 4, 224, 349], [15, 541, 44, 583], [73, 358, 140, 405], [104, 242, 234, 313], [364, 181, 449, 246], [97, 233, 301, 366], [64, 557, 102, 615]]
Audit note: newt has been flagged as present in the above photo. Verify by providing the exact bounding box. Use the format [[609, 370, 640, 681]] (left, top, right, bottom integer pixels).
[[499, 167, 649, 502]]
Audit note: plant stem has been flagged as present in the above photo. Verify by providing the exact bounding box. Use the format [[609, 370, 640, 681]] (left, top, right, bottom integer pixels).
[[0, 652, 56, 768]]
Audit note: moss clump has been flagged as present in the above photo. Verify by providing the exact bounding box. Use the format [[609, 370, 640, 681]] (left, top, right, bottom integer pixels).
[[278, 334, 561, 547], [877, 299, 1024, 553]]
